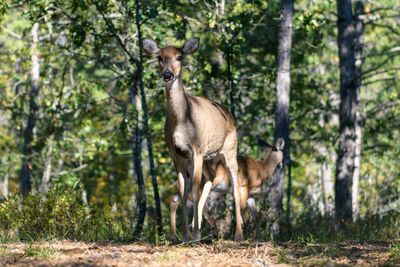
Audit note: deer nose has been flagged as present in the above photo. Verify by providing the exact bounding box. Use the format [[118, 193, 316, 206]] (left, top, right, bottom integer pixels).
[[162, 70, 173, 81]]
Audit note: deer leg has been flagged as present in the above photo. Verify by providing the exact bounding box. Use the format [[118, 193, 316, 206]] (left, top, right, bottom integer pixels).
[[247, 197, 261, 238], [175, 160, 190, 242], [194, 181, 212, 230], [169, 194, 180, 242], [191, 155, 203, 241], [224, 154, 244, 241]]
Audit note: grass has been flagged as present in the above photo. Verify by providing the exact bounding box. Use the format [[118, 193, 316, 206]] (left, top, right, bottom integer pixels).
[[389, 241, 400, 262], [23, 244, 57, 260], [0, 240, 398, 266]]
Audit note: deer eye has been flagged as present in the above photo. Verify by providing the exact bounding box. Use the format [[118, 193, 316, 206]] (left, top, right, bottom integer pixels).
[[157, 56, 162, 62], [176, 56, 183, 61]]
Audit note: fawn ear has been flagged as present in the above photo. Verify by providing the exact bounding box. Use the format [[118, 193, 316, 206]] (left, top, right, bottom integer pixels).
[[182, 38, 200, 55], [275, 138, 285, 151], [141, 38, 160, 55], [257, 137, 272, 150]]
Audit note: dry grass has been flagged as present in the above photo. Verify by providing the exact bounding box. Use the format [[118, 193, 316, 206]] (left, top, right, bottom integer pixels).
[[0, 240, 398, 266]]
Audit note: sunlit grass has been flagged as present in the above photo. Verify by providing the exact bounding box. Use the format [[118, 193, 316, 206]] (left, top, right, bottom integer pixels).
[[23, 244, 57, 260]]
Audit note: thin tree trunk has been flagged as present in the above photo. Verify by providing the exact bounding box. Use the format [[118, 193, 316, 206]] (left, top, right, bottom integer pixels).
[[285, 162, 292, 233], [317, 143, 335, 216], [352, 0, 364, 221], [132, 77, 146, 238], [227, 47, 235, 119], [215, 0, 225, 98], [335, 0, 358, 222], [39, 135, 54, 193], [135, 0, 163, 235], [20, 22, 40, 197], [317, 112, 335, 216], [0, 174, 8, 200], [270, 0, 293, 239]]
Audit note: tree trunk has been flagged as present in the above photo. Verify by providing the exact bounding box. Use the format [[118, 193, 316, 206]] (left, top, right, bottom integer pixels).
[[39, 135, 54, 193], [135, 0, 163, 235], [0, 174, 8, 200], [20, 22, 40, 197], [317, 143, 335, 216], [227, 46, 235, 120], [270, 0, 294, 239], [352, 0, 364, 221], [317, 111, 335, 216], [132, 76, 146, 238], [335, 0, 358, 222]]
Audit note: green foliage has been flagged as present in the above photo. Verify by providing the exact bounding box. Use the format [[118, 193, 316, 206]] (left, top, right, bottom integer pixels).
[[0, 0, 399, 243], [0, 186, 136, 242], [0, 1, 6, 23]]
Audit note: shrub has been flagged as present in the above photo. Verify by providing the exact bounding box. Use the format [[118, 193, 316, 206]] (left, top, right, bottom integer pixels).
[[0, 185, 136, 242]]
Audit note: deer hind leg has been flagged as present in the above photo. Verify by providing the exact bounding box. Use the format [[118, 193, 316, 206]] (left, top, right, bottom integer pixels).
[[191, 155, 203, 241], [223, 152, 244, 241], [247, 197, 261, 238], [193, 181, 212, 230], [169, 194, 180, 242]]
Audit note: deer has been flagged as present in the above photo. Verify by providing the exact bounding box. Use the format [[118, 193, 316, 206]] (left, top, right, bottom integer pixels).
[[169, 138, 285, 238], [141, 37, 243, 242]]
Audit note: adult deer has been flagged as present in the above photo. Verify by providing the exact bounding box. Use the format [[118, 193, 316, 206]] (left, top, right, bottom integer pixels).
[[142, 37, 243, 242]]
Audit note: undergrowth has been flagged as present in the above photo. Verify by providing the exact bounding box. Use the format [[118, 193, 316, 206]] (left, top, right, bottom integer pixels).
[[0, 185, 137, 242], [0, 185, 399, 243]]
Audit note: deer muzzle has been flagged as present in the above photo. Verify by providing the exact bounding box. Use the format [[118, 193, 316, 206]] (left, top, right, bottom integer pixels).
[[162, 69, 174, 82]]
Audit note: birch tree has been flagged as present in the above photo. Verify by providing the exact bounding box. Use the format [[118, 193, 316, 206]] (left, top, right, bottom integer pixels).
[[19, 22, 40, 197]]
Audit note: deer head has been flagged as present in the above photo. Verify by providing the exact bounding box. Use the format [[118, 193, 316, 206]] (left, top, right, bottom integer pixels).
[[141, 38, 200, 83], [258, 138, 285, 168]]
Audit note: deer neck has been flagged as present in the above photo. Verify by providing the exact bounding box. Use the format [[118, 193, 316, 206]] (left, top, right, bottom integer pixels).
[[261, 157, 276, 180], [165, 77, 189, 124]]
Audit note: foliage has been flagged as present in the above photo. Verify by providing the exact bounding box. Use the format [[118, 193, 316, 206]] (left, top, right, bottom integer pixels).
[[0, 186, 136, 242], [0, 0, 399, 242]]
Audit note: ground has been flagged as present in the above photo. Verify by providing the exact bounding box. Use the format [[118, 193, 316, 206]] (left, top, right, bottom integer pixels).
[[0, 240, 399, 266]]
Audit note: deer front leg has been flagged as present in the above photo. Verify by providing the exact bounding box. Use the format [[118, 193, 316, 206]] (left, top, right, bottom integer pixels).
[[191, 155, 203, 241], [224, 154, 244, 241], [175, 160, 190, 242], [169, 194, 180, 242]]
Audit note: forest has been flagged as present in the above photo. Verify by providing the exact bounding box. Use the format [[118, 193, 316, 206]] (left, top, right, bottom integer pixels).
[[0, 0, 399, 266]]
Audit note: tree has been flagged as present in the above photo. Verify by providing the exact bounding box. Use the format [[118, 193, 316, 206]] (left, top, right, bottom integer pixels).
[[135, 0, 163, 235], [335, 0, 358, 222], [131, 75, 146, 237], [352, 0, 364, 221], [19, 22, 40, 197], [270, 0, 294, 239]]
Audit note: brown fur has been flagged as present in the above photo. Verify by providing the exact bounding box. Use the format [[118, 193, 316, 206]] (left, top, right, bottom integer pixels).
[[142, 38, 243, 242], [203, 147, 284, 210], [169, 140, 284, 238]]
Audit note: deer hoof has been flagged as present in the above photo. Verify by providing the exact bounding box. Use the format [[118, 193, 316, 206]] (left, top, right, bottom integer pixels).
[[169, 233, 178, 243], [182, 234, 190, 243], [234, 232, 244, 242], [193, 231, 201, 242]]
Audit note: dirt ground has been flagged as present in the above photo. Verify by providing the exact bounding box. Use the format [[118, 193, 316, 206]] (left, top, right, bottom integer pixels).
[[0, 240, 399, 266]]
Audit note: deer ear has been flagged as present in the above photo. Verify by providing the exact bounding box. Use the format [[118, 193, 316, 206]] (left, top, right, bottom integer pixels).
[[275, 138, 285, 151], [182, 38, 200, 55], [141, 38, 160, 55], [257, 137, 271, 150]]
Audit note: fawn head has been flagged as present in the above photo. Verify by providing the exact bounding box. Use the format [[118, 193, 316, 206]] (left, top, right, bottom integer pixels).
[[258, 138, 285, 168]]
